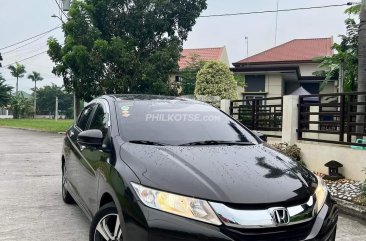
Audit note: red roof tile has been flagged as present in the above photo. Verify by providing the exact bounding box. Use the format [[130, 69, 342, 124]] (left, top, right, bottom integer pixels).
[[235, 38, 333, 65], [179, 47, 224, 69]]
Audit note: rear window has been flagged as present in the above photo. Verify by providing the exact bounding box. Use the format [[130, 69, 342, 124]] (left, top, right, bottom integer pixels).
[[117, 100, 258, 146]]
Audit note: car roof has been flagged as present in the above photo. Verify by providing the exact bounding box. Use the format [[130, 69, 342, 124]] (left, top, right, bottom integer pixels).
[[103, 94, 205, 105], [112, 94, 179, 100]]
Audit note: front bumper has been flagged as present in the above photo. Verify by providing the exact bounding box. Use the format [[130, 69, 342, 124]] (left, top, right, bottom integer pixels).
[[123, 195, 338, 241]]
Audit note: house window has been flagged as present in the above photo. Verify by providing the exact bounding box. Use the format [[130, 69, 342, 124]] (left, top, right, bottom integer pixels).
[[301, 83, 320, 94], [175, 75, 181, 83], [245, 75, 266, 92]]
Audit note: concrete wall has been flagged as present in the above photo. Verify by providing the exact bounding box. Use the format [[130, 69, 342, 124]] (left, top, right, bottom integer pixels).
[[265, 138, 366, 182], [35, 115, 67, 119], [297, 141, 366, 182]]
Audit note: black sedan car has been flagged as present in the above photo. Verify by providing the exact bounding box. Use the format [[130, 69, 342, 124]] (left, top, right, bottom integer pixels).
[[62, 95, 338, 241]]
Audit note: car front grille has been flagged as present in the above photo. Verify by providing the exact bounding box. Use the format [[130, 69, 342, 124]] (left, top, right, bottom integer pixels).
[[221, 220, 315, 241]]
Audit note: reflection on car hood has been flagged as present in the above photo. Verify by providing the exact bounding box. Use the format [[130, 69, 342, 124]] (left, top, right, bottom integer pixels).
[[120, 143, 316, 205]]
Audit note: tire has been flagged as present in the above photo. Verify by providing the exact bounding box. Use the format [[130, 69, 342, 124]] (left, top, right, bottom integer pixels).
[[62, 163, 75, 204], [330, 226, 337, 241], [89, 203, 123, 241]]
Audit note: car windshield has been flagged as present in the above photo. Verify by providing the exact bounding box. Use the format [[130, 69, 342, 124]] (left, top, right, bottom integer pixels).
[[116, 99, 259, 146]]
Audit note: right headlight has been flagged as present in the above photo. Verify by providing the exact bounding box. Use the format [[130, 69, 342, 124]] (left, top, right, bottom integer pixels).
[[314, 176, 328, 214], [131, 183, 221, 226]]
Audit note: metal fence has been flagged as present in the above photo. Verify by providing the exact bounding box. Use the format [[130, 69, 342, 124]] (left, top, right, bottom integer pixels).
[[230, 97, 283, 138], [298, 92, 366, 147]]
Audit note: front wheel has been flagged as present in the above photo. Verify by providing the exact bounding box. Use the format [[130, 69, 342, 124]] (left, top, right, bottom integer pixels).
[[330, 226, 337, 241], [90, 203, 123, 241]]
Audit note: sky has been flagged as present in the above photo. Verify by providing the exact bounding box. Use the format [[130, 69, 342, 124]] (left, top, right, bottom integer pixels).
[[0, 0, 352, 94]]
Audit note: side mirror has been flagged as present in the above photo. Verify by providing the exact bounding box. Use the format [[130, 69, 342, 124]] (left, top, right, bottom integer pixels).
[[77, 129, 103, 149], [253, 131, 268, 142]]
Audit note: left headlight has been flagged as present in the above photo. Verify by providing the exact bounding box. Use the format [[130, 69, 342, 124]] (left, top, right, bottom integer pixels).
[[131, 183, 221, 226], [314, 176, 328, 214]]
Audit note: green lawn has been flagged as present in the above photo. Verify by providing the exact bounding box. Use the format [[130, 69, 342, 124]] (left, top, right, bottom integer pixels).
[[0, 119, 74, 133]]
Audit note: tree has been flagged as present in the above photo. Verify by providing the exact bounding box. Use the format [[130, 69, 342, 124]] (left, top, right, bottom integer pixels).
[[345, 3, 362, 15], [315, 19, 359, 92], [357, 0, 366, 138], [27, 71, 43, 115], [179, 54, 206, 95], [48, 0, 207, 102], [0, 53, 3, 67], [235, 74, 246, 89], [8, 63, 26, 96], [0, 74, 13, 107], [195, 61, 238, 100], [37, 84, 73, 118], [10, 93, 33, 119]]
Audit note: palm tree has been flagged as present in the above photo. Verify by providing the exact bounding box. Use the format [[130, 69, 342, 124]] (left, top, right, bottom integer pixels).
[[8, 62, 26, 96], [28, 71, 43, 115], [357, 1, 366, 138]]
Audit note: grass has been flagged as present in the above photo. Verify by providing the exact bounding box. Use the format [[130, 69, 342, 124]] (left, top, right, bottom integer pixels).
[[0, 119, 74, 133]]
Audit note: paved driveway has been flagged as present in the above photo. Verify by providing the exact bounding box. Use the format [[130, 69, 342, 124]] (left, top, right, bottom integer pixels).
[[0, 128, 365, 240]]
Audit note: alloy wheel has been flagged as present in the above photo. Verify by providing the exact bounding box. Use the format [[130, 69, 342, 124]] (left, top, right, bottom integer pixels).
[[94, 214, 122, 241]]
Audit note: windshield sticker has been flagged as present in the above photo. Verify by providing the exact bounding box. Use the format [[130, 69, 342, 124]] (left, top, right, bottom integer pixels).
[[122, 110, 130, 118], [120, 104, 133, 117]]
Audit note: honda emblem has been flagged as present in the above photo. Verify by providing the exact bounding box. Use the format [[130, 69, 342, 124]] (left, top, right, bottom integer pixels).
[[272, 208, 290, 225]]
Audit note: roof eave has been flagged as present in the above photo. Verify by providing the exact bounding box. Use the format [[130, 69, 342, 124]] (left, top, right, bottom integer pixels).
[[233, 59, 322, 67]]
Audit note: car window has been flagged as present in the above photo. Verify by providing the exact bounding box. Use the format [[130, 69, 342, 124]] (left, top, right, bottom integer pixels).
[[89, 104, 108, 137], [117, 100, 258, 146], [77, 105, 94, 131]]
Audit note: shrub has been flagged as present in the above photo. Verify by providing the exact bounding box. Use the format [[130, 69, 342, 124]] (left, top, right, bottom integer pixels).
[[271, 143, 306, 166], [195, 61, 238, 100], [10, 94, 33, 119]]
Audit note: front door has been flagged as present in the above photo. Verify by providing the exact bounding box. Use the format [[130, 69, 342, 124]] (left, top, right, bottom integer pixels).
[[67, 104, 95, 212], [76, 102, 111, 215]]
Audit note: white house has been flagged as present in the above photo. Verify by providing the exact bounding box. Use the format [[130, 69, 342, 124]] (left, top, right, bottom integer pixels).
[[232, 37, 337, 101]]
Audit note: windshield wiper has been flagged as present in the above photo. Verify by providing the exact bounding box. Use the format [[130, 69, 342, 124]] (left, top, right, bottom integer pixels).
[[179, 140, 255, 146], [129, 140, 168, 146]]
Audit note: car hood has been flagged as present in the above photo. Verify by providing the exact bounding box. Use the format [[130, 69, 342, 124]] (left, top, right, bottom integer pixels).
[[120, 143, 316, 205]]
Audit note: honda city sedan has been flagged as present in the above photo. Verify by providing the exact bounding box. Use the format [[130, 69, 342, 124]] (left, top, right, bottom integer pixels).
[[61, 95, 338, 241]]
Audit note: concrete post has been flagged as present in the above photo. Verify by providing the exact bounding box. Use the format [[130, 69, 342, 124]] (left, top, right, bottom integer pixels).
[[55, 96, 59, 121], [282, 95, 299, 145], [220, 99, 231, 114]]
